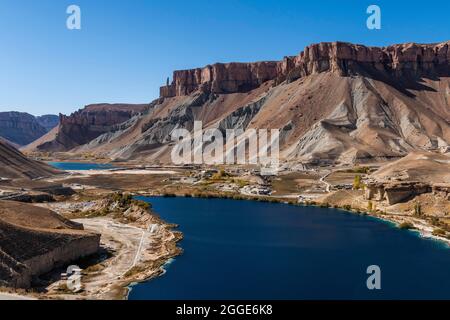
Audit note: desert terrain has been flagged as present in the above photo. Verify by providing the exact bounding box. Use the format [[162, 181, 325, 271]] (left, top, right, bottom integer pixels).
[[1, 40, 450, 299]]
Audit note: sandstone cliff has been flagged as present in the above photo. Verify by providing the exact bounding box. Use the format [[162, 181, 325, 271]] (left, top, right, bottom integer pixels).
[[161, 41, 450, 98], [24, 104, 149, 152], [28, 41, 450, 165]]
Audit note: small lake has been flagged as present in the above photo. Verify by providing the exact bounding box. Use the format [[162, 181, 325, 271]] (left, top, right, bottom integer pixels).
[[129, 197, 450, 300], [47, 162, 115, 171]]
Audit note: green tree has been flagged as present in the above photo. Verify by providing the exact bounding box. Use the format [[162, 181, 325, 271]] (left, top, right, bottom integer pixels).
[[353, 175, 362, 190], [367, 201, 373, 212]]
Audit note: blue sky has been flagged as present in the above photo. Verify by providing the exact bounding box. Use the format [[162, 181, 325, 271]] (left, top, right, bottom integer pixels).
[[0, 0, 449, 116]]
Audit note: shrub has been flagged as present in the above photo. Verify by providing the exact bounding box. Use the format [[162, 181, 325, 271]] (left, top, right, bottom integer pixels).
[[432, 228, 446, 237], [353, 166, 370, 174], [162, 193, 176, 198], [343, 204, 352, 211], [353, 175, 363, 190], [111, 192, 132, 206], [399, 222, 415, 230]]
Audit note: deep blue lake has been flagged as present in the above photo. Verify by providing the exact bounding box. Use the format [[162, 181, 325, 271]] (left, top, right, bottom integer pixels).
[[129, 197, 450, 300], [47, 162, 115, 171]]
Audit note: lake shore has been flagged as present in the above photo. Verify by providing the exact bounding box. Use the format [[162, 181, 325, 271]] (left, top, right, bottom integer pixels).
[[14, 196, 184, 300], [136, 191, 450, 248]]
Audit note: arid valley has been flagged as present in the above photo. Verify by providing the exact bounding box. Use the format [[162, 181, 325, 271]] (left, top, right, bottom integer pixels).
[[1, 39, 450, 300]]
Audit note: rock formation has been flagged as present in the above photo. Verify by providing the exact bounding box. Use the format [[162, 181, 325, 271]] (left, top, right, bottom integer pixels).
[[160, 61, 280, 97], [27, 41, 450, 165], [365, 182, 431, 205], [0, 112, 57, 146], [365, 152, 450, 205], [23, 104, 149, 152], [0, 201, 100, 288], [36, 114, 59, 132], [161, 41, 450, 98]]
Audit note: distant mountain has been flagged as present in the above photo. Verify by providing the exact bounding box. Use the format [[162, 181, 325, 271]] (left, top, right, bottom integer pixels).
[[23, 104, 148, 152], [26, 41, 450, 165], [36, 114, 59, 132], [0, 112, 59, 146]]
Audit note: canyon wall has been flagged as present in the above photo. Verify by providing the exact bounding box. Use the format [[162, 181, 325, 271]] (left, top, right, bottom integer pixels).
[[0, 112, 49, 146], [160, 61, 280, 97], [160, 41, 450, 98], [31, 104, 149, 152]]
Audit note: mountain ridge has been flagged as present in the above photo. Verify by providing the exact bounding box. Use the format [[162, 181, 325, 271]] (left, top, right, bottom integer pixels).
[[25, 41, 450, 166], [0, 112, 58, 146]]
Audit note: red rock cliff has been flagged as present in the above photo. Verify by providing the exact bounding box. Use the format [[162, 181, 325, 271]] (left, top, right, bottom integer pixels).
[[37, 104, 148, 152], [160, 41, 450, 97], [160, 61, 280, 97]]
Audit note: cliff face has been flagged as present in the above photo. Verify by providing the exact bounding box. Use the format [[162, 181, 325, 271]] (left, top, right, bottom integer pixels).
[[160, 41, 450, 98], [28, 41, 450, 165], [28, 104, 149, 152], [160, 61, 280, 97], [0, 112, 52, 146], [0, 201, 100, 289]]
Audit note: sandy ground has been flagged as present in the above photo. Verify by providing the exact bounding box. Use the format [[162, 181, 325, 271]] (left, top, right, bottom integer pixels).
[[43, 216, 181, 300], [0, 293, 35, 300]]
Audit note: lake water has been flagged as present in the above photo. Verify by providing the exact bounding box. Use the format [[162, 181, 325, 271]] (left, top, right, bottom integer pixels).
[[47, 162, 115, 171], [129, 197, 450, 300]]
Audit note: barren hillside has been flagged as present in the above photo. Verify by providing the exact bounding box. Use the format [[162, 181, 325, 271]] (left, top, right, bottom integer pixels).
[[27, 41, 450, 165], [0, 140, 59, 179]]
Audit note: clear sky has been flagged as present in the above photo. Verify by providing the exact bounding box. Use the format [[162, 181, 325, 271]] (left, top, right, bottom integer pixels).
[[1, 0, 449, 116]]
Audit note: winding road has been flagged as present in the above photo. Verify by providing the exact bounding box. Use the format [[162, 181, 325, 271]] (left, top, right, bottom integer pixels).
[[320, 171, 332, 193]]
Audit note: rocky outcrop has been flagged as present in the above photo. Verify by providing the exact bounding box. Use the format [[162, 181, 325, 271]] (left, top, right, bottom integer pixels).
[[160, 61, 280, 97], [281, 41, 450, 79], [0, 201, 100, 289], [161, 41, 450, 98], [365, 182, 432, 205], [432, 183, 450, 201], [23, 234, 100, 279], [30, 104, 149, 152], [0, 112, 50, 146], [0, 249, 31, 288], [37, 41, 450, 165]]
